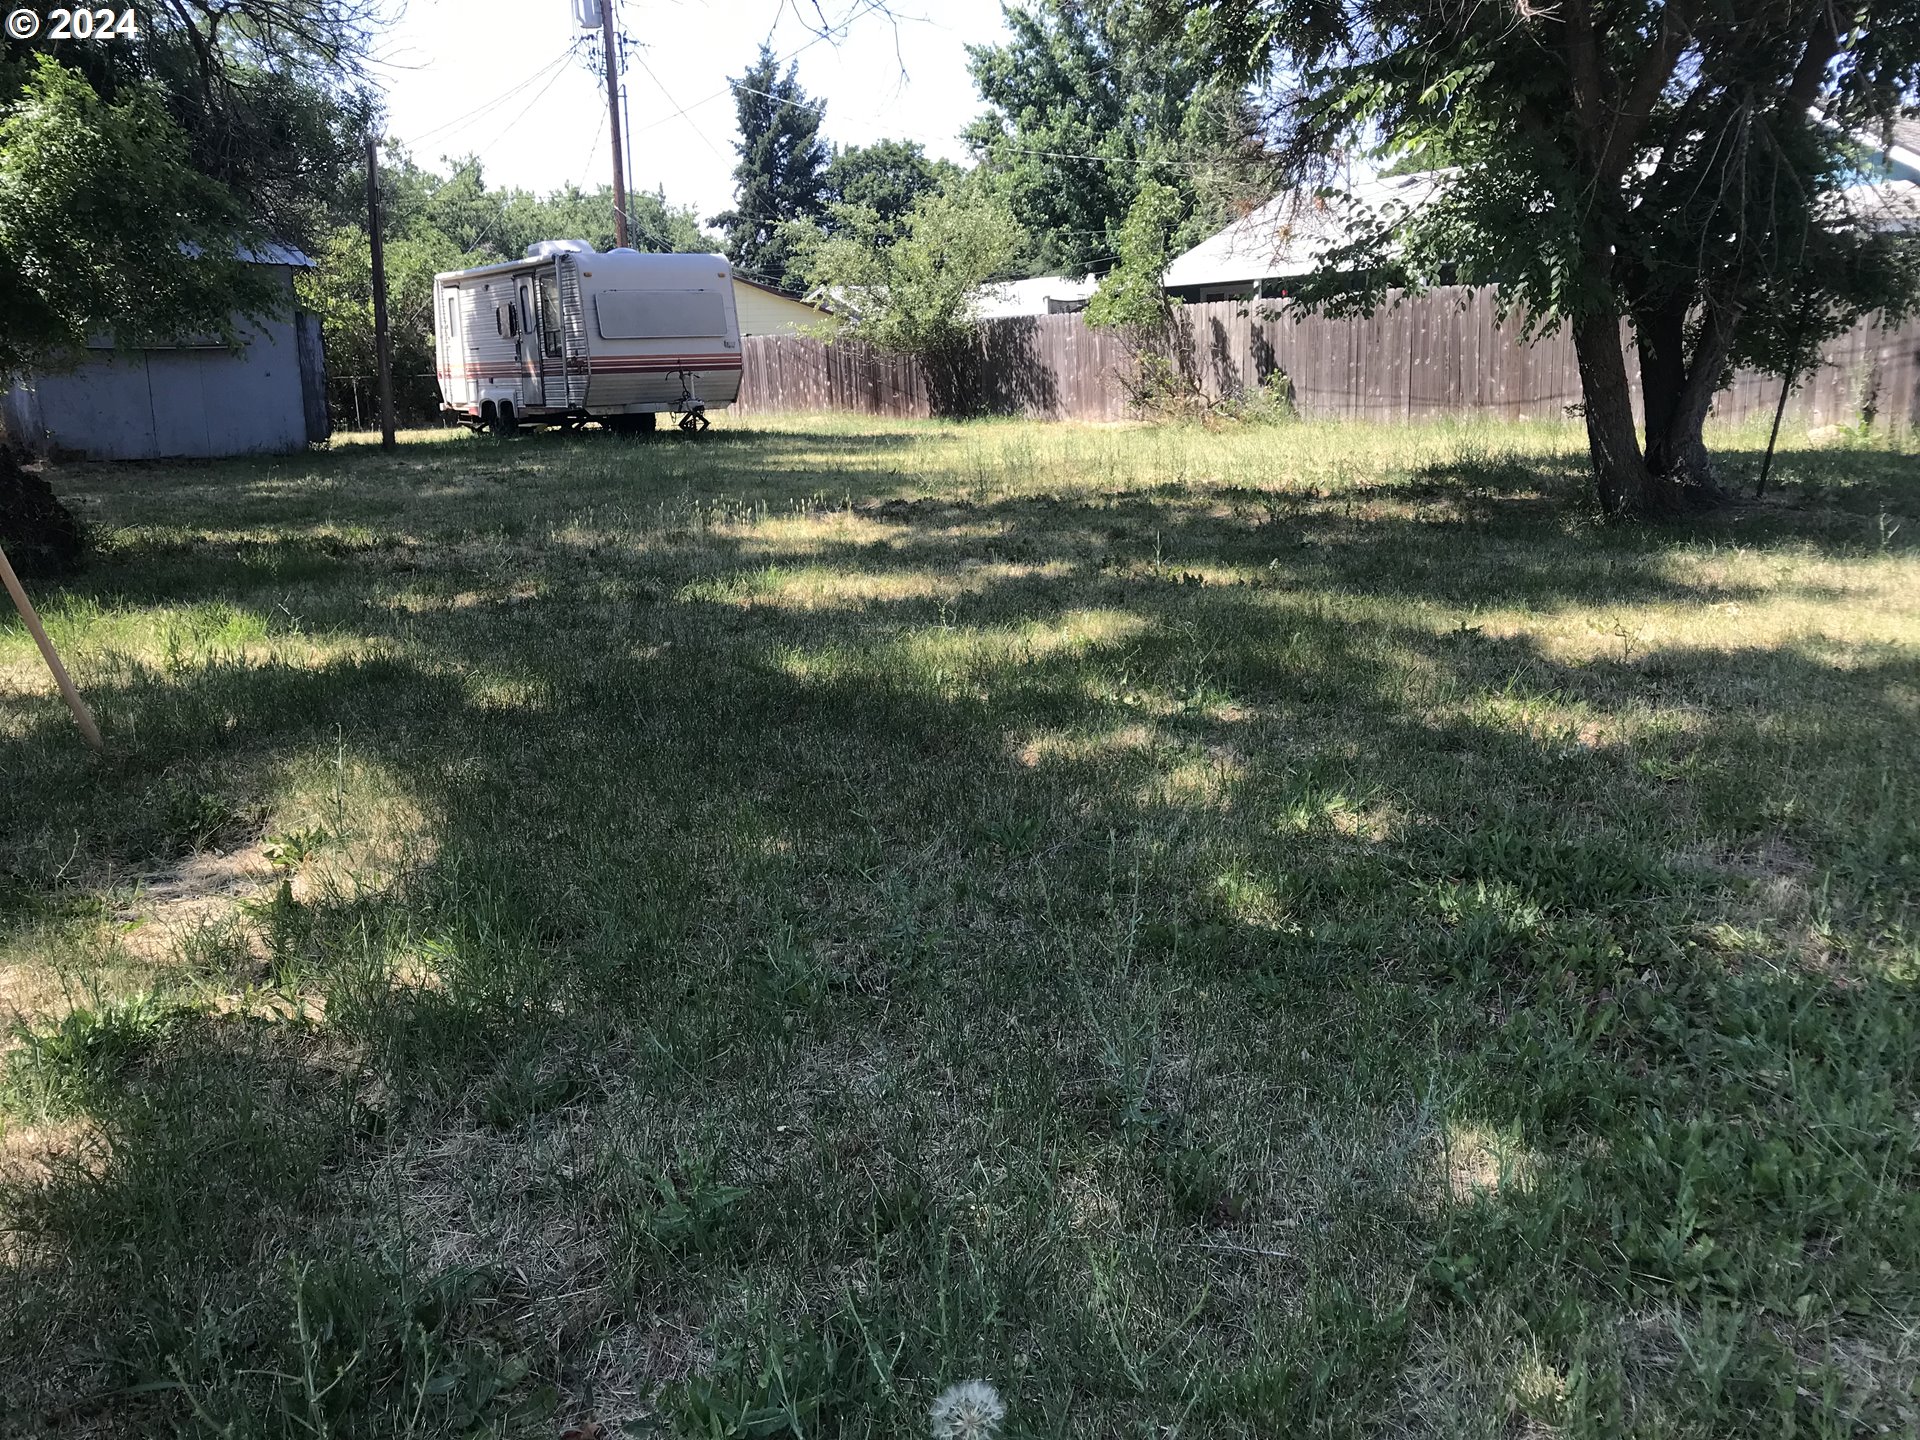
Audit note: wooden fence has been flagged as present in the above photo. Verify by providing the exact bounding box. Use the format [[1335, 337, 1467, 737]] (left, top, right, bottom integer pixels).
[[734, 289, 1920, 433]]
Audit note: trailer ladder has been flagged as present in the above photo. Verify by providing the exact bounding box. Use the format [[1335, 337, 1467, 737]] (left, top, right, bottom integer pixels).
[[557, 258, 590, 409]]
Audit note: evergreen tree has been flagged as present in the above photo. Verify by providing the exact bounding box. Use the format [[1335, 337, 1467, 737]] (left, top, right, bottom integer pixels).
[[709, 46, 829, 291]]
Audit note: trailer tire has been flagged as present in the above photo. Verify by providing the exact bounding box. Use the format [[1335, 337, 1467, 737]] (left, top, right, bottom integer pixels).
[[491, 403, 517, 438]]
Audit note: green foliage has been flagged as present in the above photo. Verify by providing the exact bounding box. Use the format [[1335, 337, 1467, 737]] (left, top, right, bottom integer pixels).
[[966, 0, 1265, 277], [3, 993, 186, 1120], [180, 1257, 554, 1436], [662, 1307, 882, 1440], [710, 45, 829, 291], [802, 183, 1027, 369], [1085, 179, 1187, 329], [823, 139, 961, 241], [0, 58, 278, 372]]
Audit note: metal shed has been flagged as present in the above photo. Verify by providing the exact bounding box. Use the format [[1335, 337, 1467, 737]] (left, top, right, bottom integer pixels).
[[1, 245, 329, 461]]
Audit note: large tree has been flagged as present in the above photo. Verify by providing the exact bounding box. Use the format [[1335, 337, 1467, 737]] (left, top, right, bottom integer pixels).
[[1176, 0, 1920, 517], [1, 0, 376, 371], [710, 46, 829, 290], [966, 0, 1266, 277], [823, 139, 961, 240]]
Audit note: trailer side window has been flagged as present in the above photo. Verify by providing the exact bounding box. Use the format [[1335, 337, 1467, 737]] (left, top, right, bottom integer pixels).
[[495, 306, 505, 337], [538, 274, 562, 358], [519, 285, 532, 337]]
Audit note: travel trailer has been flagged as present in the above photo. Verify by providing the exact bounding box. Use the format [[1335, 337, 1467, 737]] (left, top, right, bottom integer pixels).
[[432, 242, 743, 435]]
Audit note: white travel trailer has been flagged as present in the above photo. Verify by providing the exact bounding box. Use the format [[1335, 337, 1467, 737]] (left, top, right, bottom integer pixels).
[[432, 242, 743, 435]]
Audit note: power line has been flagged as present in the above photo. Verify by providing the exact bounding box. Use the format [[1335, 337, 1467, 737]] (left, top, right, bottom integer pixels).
[[629, 45, 728, 161], [408, 42, 581, 146], [579, 105, 608, 189], [627, 0, 887, 138], [474, 45, 582, 157]]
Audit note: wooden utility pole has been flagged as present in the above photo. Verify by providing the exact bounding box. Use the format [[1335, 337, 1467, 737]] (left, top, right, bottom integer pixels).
[[600, 0, 630, 247], [366, 135, 397, 449], [0, 543, 103, 753]]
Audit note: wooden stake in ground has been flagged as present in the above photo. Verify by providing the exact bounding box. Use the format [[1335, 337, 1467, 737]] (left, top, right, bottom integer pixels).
[[0, 540, 104, 753]]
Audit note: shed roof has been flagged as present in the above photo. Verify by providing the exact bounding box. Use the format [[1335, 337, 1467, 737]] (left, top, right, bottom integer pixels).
[[1163, 171, 1444, 290], [975, 275, 1097, 318]]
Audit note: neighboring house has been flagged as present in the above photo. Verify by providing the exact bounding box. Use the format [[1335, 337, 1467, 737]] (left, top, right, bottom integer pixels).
[[976, 276, 1098, 319], [2, 245, 328, 461], [733, 275, 833, 337], [1162, 171, 1444, 304], [1871, 116, 1920, 181], [1844, 116, 1920, 233]]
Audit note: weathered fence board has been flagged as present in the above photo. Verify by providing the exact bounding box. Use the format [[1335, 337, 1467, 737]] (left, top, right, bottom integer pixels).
[[733, 289, 1920, 434]]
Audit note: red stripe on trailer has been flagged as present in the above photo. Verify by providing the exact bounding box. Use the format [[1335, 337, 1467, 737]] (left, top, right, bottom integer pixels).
[[442, 355, 739, 378]]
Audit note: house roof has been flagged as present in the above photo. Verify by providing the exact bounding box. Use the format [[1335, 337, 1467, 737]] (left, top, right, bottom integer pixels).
[[180, 240, 314, 268], [975, 275, 1097, 318], [1889, 116, 1920, 165], [1840, 176, 1920, 232], [1163, 171, 1444, 290], [241, 242, 315, 269]]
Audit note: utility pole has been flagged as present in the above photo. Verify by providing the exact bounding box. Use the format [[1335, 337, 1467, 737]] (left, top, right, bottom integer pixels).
[[600, 0, 630, 247], [366, 135, 397, 449]]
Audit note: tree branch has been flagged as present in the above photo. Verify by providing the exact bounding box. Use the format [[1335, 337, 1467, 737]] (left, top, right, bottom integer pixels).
[[1558, 0, 1613, 163], [1787, 1, 1856, 106], [1598, 2, 1691, 181]]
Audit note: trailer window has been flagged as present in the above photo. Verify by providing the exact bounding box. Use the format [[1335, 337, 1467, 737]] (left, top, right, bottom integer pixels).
[[495, 306, 505, 337], [538, 273, 563, 358], [518, 285, 532, 336], [594, 289, 728, 340]]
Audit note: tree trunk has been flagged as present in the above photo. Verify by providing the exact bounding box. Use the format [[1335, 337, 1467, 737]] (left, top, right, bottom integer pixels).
[[1572, 309, 1679, 518], [1634, 297, 1686, 451], [1643, 301, 1737, 500]]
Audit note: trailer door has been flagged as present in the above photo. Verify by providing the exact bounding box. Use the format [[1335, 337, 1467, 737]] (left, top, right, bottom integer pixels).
[[515, 278, 545, 409], [438, 286, 469, 410]]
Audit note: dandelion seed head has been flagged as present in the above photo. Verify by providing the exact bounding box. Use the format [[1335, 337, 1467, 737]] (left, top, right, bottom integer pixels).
[[929, 1378, 1005, 1440]]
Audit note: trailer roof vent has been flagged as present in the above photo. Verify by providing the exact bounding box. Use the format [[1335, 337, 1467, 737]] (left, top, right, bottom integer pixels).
[[525, 239, 597, 259]]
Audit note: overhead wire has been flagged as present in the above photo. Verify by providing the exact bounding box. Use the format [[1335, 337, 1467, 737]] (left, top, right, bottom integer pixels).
[[473, 43, 585, 157], [407, 42, 582, 146]]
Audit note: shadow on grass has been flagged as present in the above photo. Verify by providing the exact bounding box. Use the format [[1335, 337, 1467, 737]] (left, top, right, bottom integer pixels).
[[4, 426, 1919, 1432]]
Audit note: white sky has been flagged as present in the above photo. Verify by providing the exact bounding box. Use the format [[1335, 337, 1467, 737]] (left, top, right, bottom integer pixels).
[[370, 0, 1012, 228]]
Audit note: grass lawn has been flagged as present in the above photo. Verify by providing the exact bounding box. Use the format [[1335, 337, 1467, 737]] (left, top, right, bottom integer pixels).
[[2, 415, 1918, 1438]]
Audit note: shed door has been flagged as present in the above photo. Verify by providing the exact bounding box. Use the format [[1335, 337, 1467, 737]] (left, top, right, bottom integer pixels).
[[148, 352, 214, 457]]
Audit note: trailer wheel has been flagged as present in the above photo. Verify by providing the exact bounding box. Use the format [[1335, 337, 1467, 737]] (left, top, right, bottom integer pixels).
[[491, 402, 517, 438]]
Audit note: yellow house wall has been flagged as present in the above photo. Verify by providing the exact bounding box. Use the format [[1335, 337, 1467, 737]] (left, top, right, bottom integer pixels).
[[733, 282, 829, 337]]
